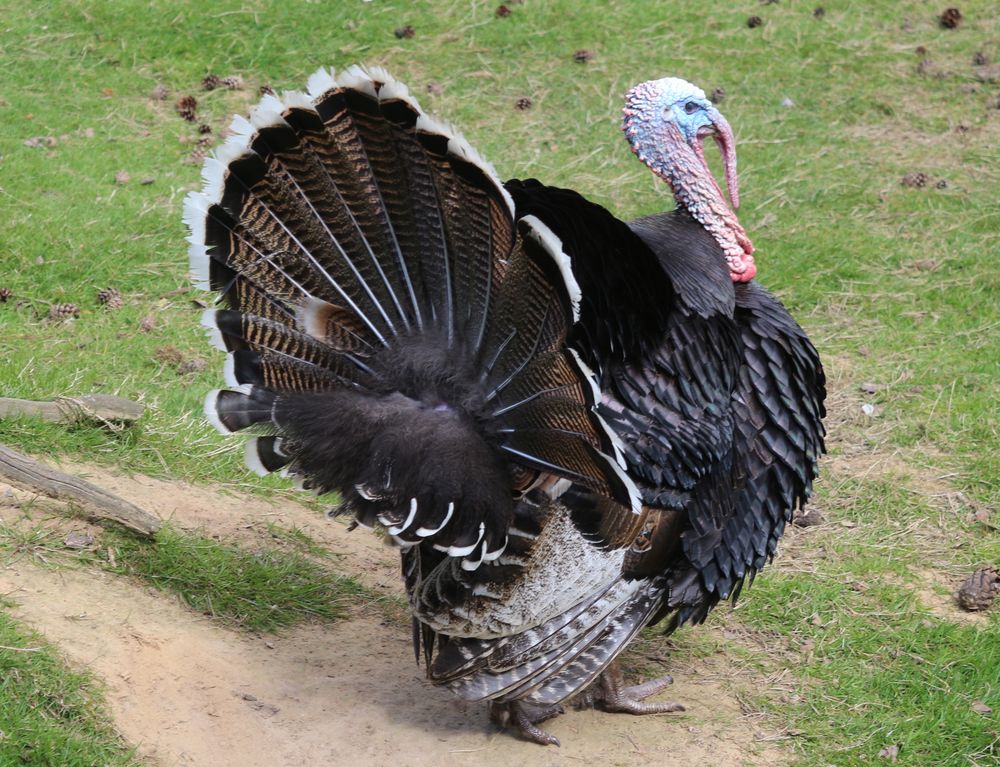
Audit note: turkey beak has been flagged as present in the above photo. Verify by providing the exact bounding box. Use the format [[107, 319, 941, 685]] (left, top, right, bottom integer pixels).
[[698, 108, 740, 210]]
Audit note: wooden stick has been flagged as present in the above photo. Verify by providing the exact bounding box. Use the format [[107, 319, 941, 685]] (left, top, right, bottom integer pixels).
[[0, 445, 160, 536], [0, 394, 144, 426]]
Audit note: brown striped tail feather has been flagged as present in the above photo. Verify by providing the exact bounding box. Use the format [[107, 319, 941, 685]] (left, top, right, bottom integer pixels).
[[185, 65, 641, 568]]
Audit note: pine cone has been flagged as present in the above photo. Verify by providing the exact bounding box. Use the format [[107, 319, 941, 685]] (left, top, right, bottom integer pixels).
[[574, 49, 594, 63], [185, 147, 207, 165], [97, 287, 124, 310], [747, 15, 764, 28], [957, 567, 1000, 611], [793, 508, 825, 527], [177, 357, 208, 375], [221, 75, 244, 90], [201, 74, 222, 91], [175, 95, 198, 122], [939, 8, 962, 29], [496, 4, 512, 17], [0, 287, 11, 303], [48, 303, 80, 321], [515, 97, 532, 111], [901, 172, 929, 188], [154, 345, 184, 366]]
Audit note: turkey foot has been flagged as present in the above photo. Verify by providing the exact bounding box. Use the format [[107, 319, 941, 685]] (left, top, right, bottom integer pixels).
[[489, 701, 564, 747], [589, 661, 686, 715]]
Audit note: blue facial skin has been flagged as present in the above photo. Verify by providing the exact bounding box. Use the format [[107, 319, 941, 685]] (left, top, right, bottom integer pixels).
[[670, 97, 719, 144], [623, 78, 719, 155]]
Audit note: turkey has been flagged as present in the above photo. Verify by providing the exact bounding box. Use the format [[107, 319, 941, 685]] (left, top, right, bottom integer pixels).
[[184, 65, 825, 746]]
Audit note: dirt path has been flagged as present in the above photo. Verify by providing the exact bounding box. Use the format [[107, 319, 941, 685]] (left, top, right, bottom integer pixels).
[[1, 464, 790, 767]]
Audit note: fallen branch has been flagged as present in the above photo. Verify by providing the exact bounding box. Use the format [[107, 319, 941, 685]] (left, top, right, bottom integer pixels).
[[0, 394, 144, 426], [0, 445, 160, 536]]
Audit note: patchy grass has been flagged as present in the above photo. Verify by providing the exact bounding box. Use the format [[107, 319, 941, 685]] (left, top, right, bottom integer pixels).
[[265, 521, 334, 561], [0, 0, 998, 765], [102, 526, 367, 631], [0, 515, 371, 632], [0, 613, 142, 767], [737, 574, 998, 767], [723, 468, 1000, 767]]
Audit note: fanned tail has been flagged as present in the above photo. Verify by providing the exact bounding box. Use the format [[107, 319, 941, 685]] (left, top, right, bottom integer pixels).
[[186, 66, 641, 567]]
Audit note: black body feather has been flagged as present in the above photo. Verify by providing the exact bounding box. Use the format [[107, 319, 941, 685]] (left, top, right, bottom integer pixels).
[[500, 184, 826, 629]]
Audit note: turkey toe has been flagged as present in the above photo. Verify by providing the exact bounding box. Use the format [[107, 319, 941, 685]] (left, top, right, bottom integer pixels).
[[594, 662, 686, 715], [490, 701, 564, 746]]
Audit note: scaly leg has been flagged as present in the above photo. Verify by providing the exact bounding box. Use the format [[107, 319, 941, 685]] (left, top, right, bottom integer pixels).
[[489, 700, 565, 747], [588, 661, 686, 715]]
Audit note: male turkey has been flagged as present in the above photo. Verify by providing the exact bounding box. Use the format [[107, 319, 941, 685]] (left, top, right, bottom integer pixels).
[[185, 66, 825, 746]]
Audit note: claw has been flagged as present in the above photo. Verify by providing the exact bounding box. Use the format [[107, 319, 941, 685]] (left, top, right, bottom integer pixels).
[[489, 701, 564, 746]]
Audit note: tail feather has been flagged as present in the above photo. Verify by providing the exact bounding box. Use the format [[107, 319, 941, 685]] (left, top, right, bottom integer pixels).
[[188, 65, 641, 567], [295, 296, 377, 352], [205, 387, 275, 434], [222, 143, 398, 339], [304, 77, 421, 333], [341, 88, 433, 331], [480, 218, 578, 397], [202, 309, 376, 389], [245, 436, 293, 476], [223, 272, 298, 327]]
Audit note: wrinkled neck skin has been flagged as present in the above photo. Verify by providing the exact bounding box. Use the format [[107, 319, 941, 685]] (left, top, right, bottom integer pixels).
[[631, 120, 756, 282]]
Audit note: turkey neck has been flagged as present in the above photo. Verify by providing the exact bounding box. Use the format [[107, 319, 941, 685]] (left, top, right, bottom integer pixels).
[[637, 120, 756, 282]]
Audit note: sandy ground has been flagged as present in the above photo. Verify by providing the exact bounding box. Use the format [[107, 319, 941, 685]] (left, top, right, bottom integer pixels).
[[1, 462, 791, 767]]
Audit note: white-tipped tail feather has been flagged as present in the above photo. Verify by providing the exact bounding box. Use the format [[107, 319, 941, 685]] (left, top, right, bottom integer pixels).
[[244, 437, 271, 477], [203, 389, 230, 435], [520, 215, 582, 323], [199, 309, 227, 351]]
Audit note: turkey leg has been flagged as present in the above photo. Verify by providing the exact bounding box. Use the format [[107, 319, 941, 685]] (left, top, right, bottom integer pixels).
[[588, 661, 686, 715]]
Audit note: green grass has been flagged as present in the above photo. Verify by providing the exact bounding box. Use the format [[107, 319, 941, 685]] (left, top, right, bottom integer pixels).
[[0, 516, 369, 632], [102, 526, 366, 631], [0, 612, 141, 767], [723, 471, 1000, 766], [738, 576, 998, 767], [1, 0, 998, 764]]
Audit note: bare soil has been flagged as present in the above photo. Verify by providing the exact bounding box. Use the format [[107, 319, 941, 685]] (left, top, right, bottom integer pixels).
[[0, 463, 791, 767]]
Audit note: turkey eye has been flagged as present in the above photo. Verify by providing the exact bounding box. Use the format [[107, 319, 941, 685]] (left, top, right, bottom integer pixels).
[[684, 101, 699, 114]]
